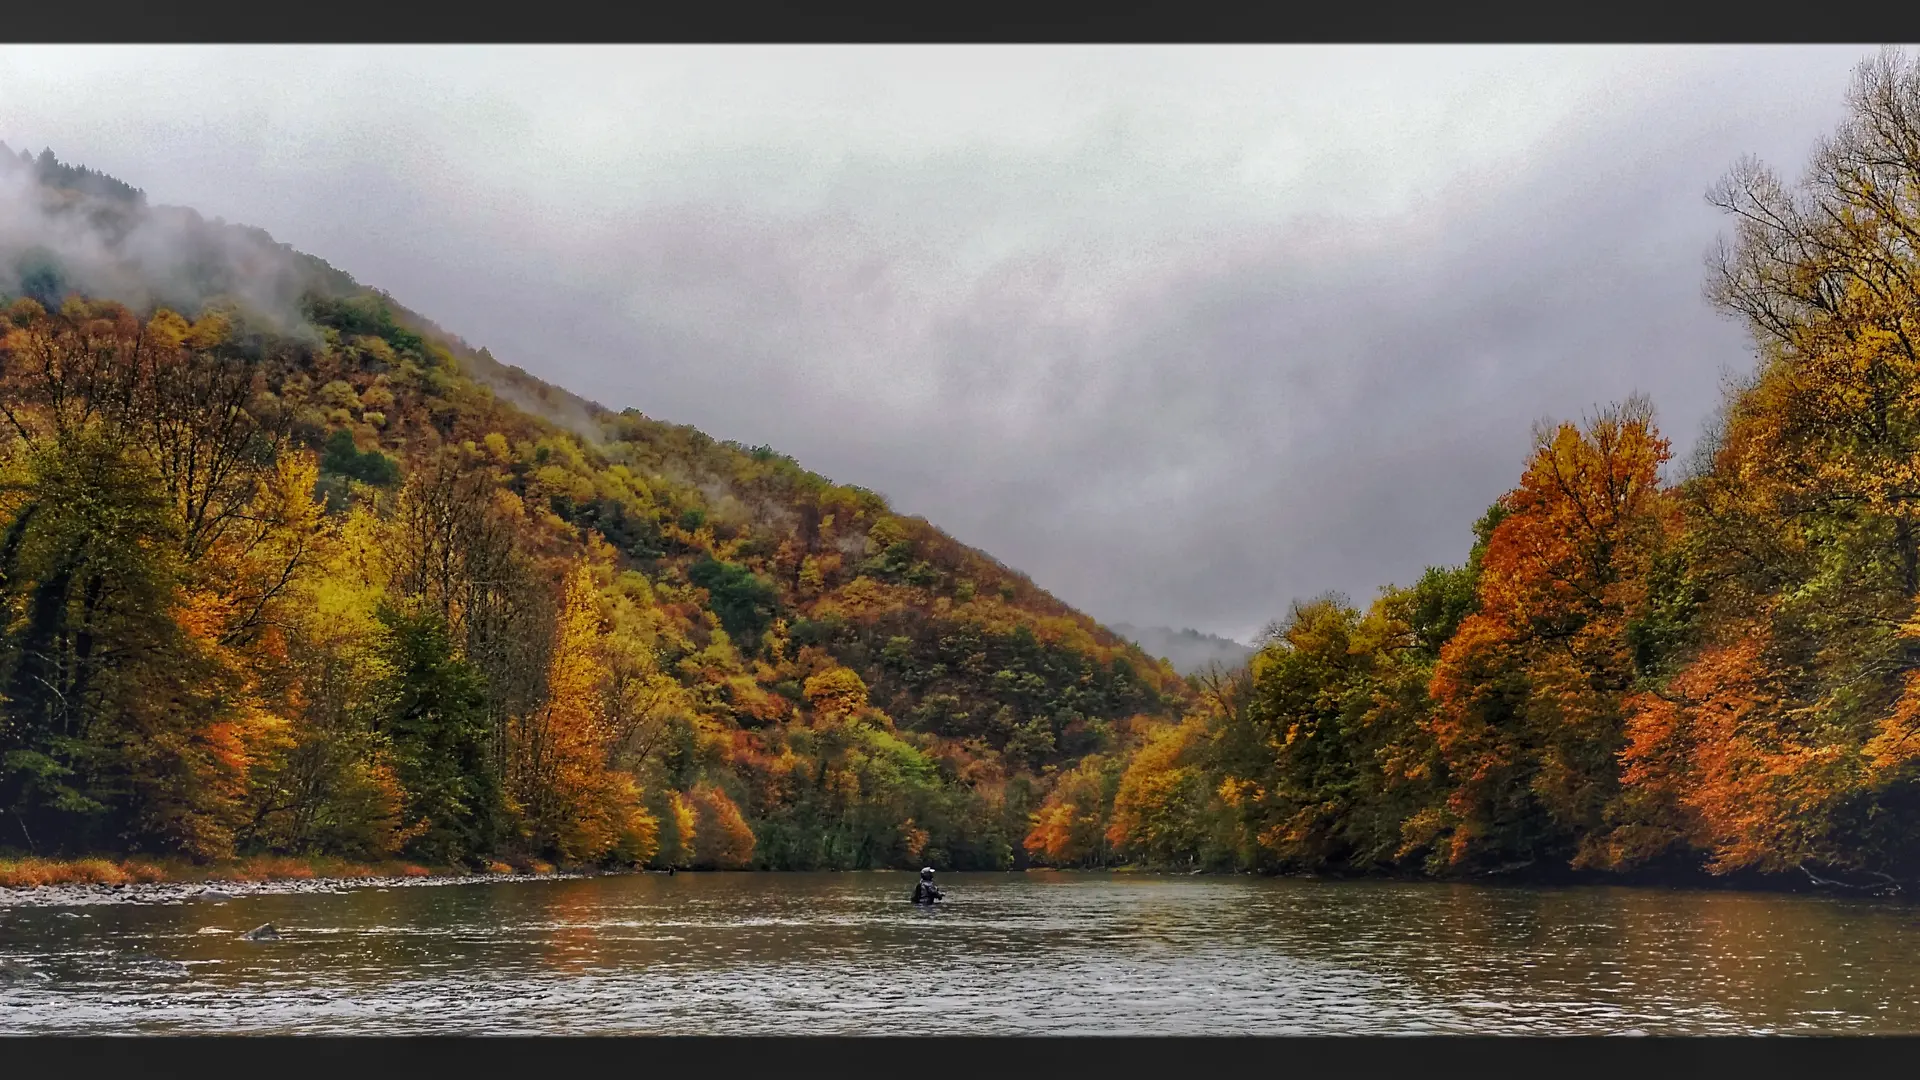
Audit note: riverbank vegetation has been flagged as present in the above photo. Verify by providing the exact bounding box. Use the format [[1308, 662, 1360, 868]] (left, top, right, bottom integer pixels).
[[0, 854, 477, 889], [1038, 51, 1920, 893]]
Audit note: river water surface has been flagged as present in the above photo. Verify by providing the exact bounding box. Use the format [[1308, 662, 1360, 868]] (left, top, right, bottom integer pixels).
[[3, 870, 1919, 1034]]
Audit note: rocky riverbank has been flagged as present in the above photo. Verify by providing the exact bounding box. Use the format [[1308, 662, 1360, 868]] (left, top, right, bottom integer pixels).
[[0, 869, 601, 909]]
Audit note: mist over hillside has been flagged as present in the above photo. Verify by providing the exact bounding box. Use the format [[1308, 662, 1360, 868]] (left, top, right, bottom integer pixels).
[[1109, 623, 1253, 676]]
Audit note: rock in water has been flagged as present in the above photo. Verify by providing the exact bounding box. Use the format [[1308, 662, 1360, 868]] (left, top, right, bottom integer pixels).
[[0, 959, 51, 985], [123, 953, 192, 980], [240, 923, 281, 941]]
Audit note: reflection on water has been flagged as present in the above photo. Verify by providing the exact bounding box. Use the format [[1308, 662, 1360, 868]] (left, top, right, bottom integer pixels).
[[3, 871, 1918, 1034]]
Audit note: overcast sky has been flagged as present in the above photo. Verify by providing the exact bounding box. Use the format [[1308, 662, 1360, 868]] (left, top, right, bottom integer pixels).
[[0, 45, 1883, 642]]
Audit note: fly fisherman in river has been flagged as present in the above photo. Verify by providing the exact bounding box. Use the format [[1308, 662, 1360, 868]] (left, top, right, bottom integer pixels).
[[911, 867, 944, 904]]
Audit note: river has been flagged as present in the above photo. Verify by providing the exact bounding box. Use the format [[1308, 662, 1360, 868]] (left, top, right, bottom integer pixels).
[[2, 870, 1917, 1034]]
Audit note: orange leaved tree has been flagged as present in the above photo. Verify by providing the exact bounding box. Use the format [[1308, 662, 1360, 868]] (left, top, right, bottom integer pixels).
[[1426, 397, 1676, 870]]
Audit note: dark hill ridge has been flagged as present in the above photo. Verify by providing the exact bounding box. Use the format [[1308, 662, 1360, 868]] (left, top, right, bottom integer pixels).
[[0, 143, 1186, 872]]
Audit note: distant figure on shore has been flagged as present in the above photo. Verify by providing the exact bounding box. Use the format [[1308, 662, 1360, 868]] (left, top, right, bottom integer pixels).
[[911, 867, 944, 904]]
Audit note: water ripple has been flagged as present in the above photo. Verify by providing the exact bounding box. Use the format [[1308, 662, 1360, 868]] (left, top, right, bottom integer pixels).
[[0, 872, 1915, 1034]]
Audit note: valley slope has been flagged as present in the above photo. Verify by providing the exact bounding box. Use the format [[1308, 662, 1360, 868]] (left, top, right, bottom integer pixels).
[[0, 145, 1187, 872]]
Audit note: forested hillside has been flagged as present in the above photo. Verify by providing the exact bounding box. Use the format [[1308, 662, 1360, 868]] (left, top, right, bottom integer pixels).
[[0, 140, 1185, 873], [1032, 52, 1920, 892]]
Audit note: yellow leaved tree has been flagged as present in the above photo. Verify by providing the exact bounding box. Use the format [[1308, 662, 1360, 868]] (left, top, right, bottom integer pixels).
[[508, 562, 658, 864]]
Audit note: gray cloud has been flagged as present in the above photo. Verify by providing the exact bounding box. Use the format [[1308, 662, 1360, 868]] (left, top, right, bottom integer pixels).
[[0, 45, 1877, 642]]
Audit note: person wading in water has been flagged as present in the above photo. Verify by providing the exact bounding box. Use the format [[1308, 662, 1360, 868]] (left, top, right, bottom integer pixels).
[[911, 867, 944, 904]]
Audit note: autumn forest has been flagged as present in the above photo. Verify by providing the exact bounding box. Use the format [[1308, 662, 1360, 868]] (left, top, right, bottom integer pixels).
[[8, 54, 1920, 891]]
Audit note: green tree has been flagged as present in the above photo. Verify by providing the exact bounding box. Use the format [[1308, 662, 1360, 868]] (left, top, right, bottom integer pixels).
[[688, 556, 778, 649], [0, 432, 247, 858], [376, 607, 501, 864]]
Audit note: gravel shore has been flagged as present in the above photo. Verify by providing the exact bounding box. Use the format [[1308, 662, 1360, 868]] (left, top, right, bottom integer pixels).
[[0, 871, 597, 909]]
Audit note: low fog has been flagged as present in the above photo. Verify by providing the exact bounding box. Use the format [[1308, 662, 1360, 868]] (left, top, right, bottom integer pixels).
[[0, 45, 1879, 642]]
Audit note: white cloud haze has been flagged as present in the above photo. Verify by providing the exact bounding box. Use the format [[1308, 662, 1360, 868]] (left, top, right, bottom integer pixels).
[[0, 45, 1882, 641]]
